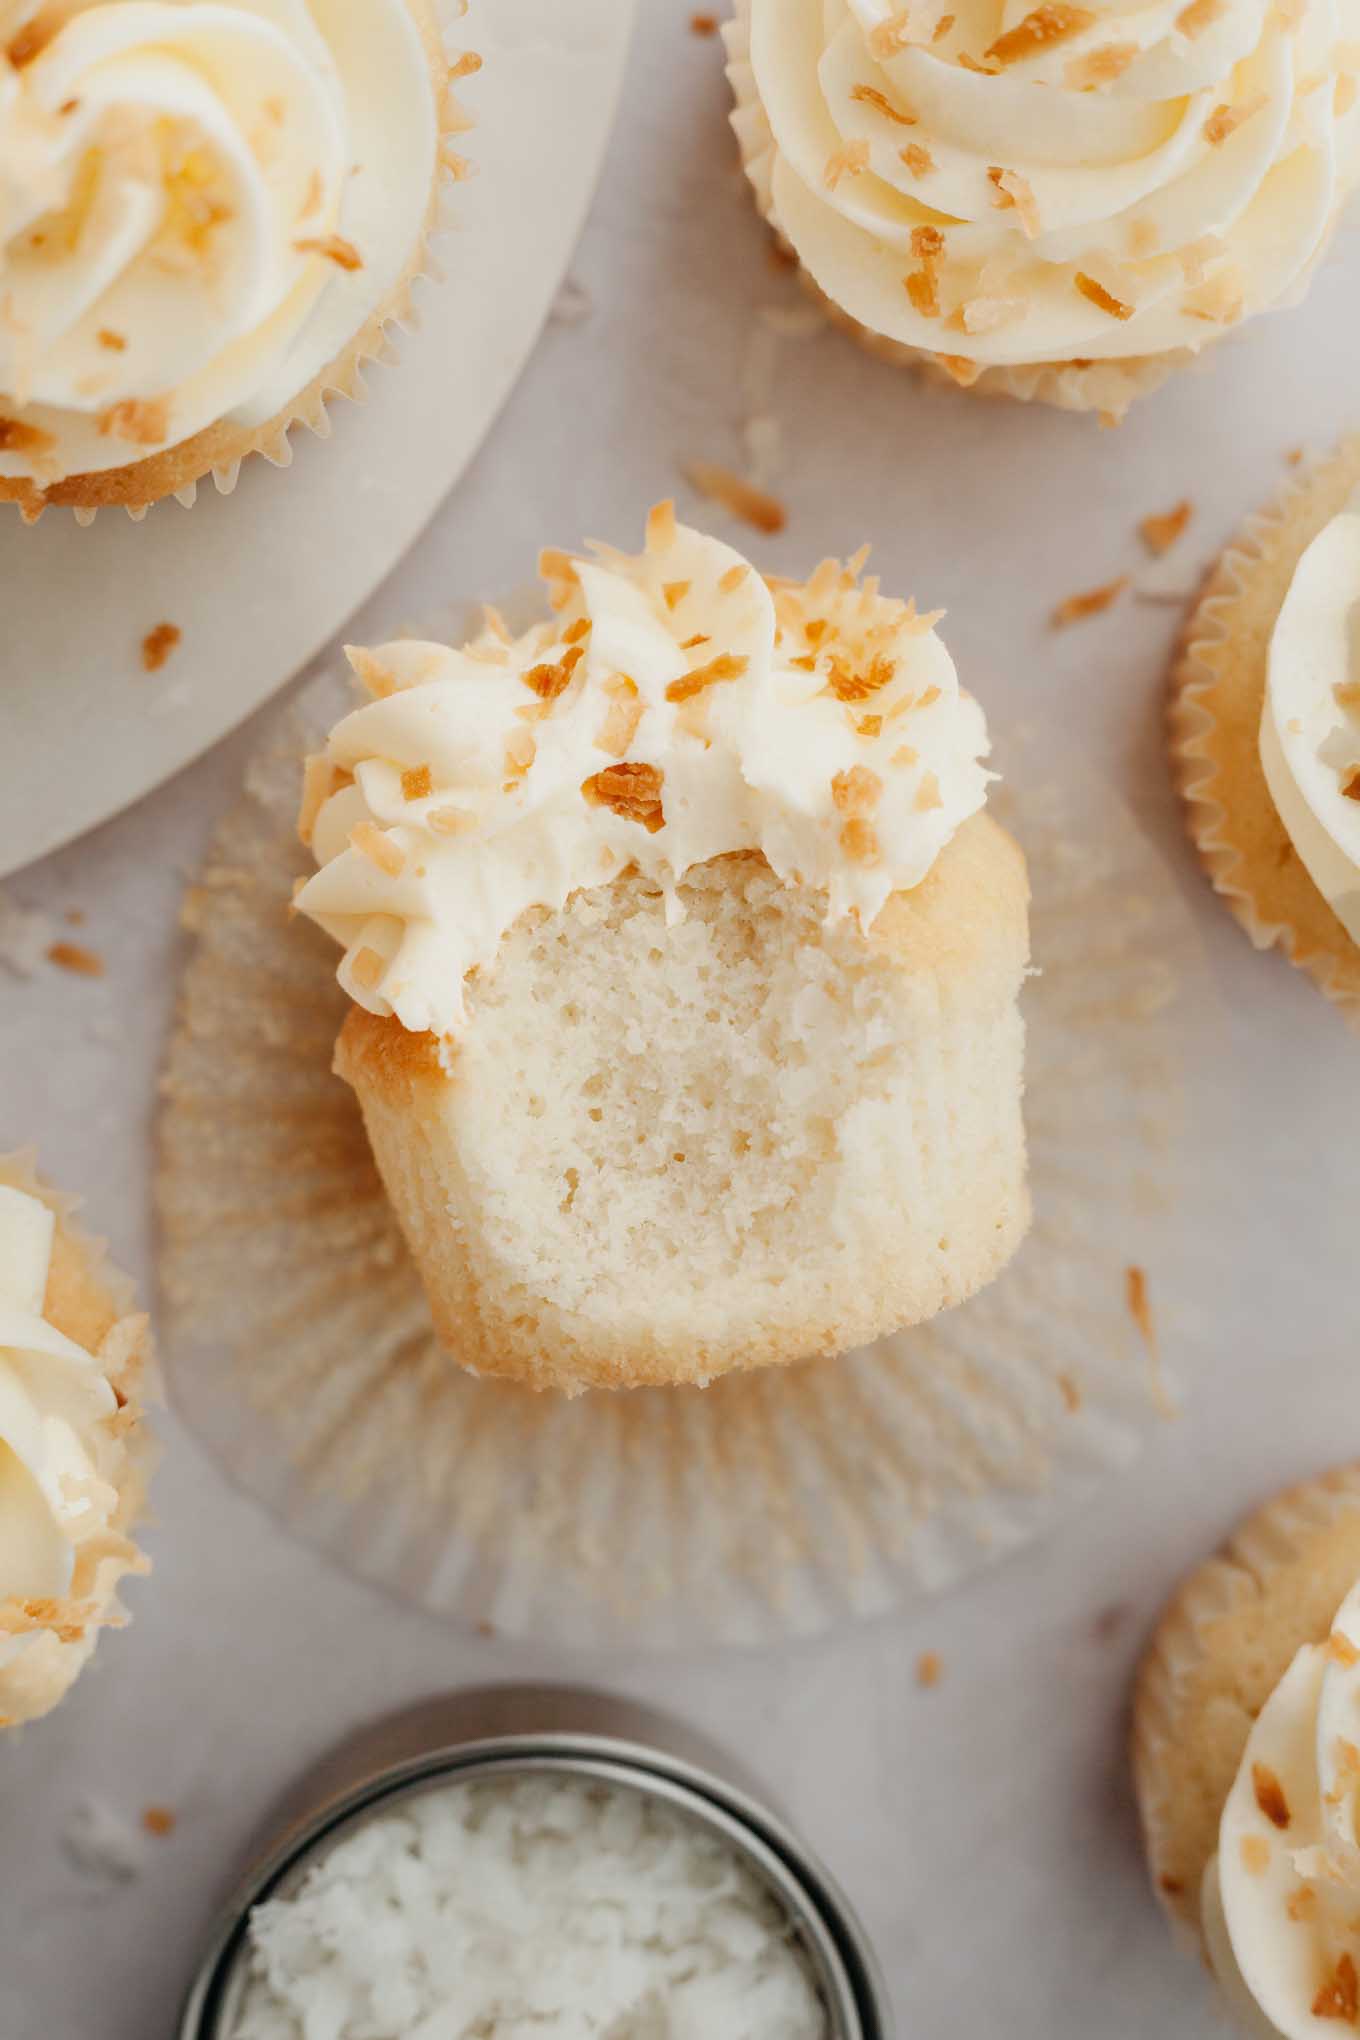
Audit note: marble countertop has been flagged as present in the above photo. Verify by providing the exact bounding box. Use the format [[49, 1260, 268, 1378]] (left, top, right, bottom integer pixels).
[[5, 8, 1360, 2036]]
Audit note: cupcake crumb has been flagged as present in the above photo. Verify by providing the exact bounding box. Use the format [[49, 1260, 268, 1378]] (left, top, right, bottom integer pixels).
[[1138, 500, 1193, 556], [47, 941, 104, 978], [690, 11, 719, 32], [141, 622, 181, 672], [1051, 577, 1128, 627], [684, 462, 787, 535], [142, 1806, 176, 1838], [1125, 1264, 1154, 1347], [916, 1651, 944, 1688]]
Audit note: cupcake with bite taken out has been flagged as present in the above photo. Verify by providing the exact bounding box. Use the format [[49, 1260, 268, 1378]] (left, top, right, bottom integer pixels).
[[294, 503, 1031, 1394]]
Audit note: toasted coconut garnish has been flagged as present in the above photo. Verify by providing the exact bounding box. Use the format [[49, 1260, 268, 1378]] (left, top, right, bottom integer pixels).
[[855, 713, 883, 738], [428, 806, 478, 837], [900, 140, 936, 175], [1330, 1630, 1360, 1665], [1051, 576, 1128, 626], [582, 761, 666, 832], [1312, 1954, 1359, 2023], [1075, 271, 1133, 319], [934, 13, 956, 36], [914, 769, 943, 811], [297, 754, 337, 845], [987, 167, 1040, 236], [684, 461, 786, 535], [0, 1596, 96, 1644], [1252, 1763, 1291, 1830], [646, 499, 678, 552], [523, 643, 586, 700], [141, 622, 181, 672], [1240, 1835, 1271, 1875], [350, 821, 405, 877], [986, 3, 1094, 65], [46, 940, 104, 978], [1289, 1886, 1320, 1921], [1126, 216, 1161, 258], [937, 352, 984, 385], [347, 647, 397, 699], [826, 652, 897, 702], [869, 10, 915, 55], [98, 395, 171, 446], [839, 817, 881, 864], [665, 651, 749, 704], [891, 742, 919, 766], [503, 728, 537, 783], [401, 764, 433, 802], [1139, 499, 1192, 555], [1183, 264, 1245, 324], [911, 225, 946, 259], [1177, 234, 1227, 284], [905, 266, 940, 317], [538, 547, 580, 612], [295, 232, 363, 271], [1342, 767, 1360, 802], [350, 944, 385, 990], [718, 562, 750, 593], [1065, 40, 1138, 85], [850, 81, 917, 123], [663, 581, 691, 611], [0, 415, 54, 453], [824, 139, 871, 188], [1176, 0, 1226, 31], [562, 617, 591, 645], [831, 765, 884, 816], [595, 675, 645, 757], [950, 294, 1027, 334], [1204, 95, 1265, 143]]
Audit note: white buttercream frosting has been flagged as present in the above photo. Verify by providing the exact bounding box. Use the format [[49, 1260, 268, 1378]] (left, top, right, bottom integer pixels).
[[0, 0, 443, 486], [1261, 488, 1360, 944], [1206, 1579, 1360, 2038], [728, 0, 1360, 367], [0, 1182, 118, 1675], [296, 507, 994, 1039]]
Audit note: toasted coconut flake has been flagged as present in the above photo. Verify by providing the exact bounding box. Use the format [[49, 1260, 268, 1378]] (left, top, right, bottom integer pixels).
[[1065, 41, 1138, 85], [1313, 1955, 1359, 2023], [933, 13, 956, 37], [839, 817, 881, 865], [1289, 1886, 1320, 1921], [1205, 95, 1265, 143], [891, 742, 919, 765], [347, 647, 397, 699], [295, 232, 363, 271], [1337, 681, 1360, 709], [914, 769, 943, 811], [1240, 1835, 1271, 1875], [582, 761, 666, 832], [684, 462, 786, 535], [504, 728, 537, 782], [824, 140, 870, 189], [1176, 0, 1226, 31], [428, 806, 477, 837], [1075, 271, 1134, 319], [1184, 264, 1245, 324], [646, 500, 678, 553], [665, 652, 749, 704], [987, 167, 1040, 236], [1126, 217, 1161, 258], [718, 563, 750, 594], [900, 141, 936, 175], [826, 652, 898, 702], [1251, 1763, 1291, 1829], [350, 821, 405, 877], [916, 1651, 944, 1688], [1139, 500, 1192, 555], [595, 688, 646, 758], [562, 617, 591, 645], [869, 10, 914, 55], [953, 294, 1027, 334], [523, 644, 585, 701], [850, 82, 917, 123], [0, 415, 54, 453], [911, 226, 946, 259], [46, 940, 103, 977], [663, 582, 691, 613], [986, 2, 1094, 64], [1052, 576, 1128, 626], [905, 266, 940, 317], [1330, 1630, 1360, 1666], [937, 352, 983, 386], [401, 764, 433, 803], [350, 945, 384, 990], [855, 713, 883, 738], [1177, 234, 1226, 284], [297, 756, 337, 845], [831, 765, 884, 816], [141, 622, 181, 672], [98, 396, 170, 446], [1342, 768, 1360, 802]]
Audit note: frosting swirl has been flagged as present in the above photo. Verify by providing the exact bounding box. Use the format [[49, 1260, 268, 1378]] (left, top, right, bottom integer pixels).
[[729, 0, 1360, 367], [1206, 1579, 1360, 2037], [0, 0, 443, 486], [0, 1182, 118, 1677], [1261, 488, 1360, 945], [296, 507, 993, 1038]]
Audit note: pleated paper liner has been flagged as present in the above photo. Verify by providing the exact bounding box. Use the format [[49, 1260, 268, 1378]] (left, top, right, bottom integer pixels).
[[4, 0, 474, 524], [156, 647, 1213, 1650]]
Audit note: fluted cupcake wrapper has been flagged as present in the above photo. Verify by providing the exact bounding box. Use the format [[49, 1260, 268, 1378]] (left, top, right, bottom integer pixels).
[[0, 1151, 155, 1729], [155, 615, 1214, 1650], [1168, 437, 1360, 1028], [2, 0, 475, 524]]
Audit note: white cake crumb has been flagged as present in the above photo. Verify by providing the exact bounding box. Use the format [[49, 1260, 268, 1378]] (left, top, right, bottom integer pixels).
[[231, 1774, 827, 2040]]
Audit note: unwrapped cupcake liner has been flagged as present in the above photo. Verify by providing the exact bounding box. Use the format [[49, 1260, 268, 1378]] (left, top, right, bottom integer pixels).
[[1169, 436, 1360, 1027], [1133, 1464, 1360, 1950], [4, 0, 476, 525], [0, 1150, 155, 1727], [723, 0, 1225, 422], [156, 623, 1215, 1650]]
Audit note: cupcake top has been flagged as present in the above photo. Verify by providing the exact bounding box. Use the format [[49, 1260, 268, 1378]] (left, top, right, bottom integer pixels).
[[1261, 488, 1360, 945], [1203, 1576, 1360, 2037], [0, 1181, 132, 1719], [0, 0, 449, 490], [296, 504, 993, 1037], [731, 0, 1360, 369]]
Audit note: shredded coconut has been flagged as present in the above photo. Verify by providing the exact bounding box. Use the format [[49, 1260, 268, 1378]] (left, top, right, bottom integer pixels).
[[231, 1774, 827, 2040]]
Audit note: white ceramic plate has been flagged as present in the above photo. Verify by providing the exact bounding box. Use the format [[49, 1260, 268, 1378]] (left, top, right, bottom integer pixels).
[[0, 0, 636, 880]]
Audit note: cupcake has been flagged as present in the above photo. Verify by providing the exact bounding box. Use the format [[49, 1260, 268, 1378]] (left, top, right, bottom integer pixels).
[[0, 1154, 152, 1728], [0, 0, 467, 520], [724, 0, 1360, 418], [1170, 440, 1360, 1024], [294, 504, 1031, 1394], [1134, 1467, 1360, 2034]]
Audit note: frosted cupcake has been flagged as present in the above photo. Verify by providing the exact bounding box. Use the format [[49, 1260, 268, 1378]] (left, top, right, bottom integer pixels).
[[724, 0, 1360, 417], [293, 506, 1031, 1394], [0, 1154, 152, 1728], [1170, 440, 1360, 1024], [1135, 1467, 1360, 2034], [0, 0, 466, 519]]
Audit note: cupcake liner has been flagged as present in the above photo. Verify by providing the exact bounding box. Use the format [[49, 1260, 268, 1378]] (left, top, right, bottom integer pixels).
[[156, 622, 1215, 1650], [724, 0, 1224, 423], [1168, 437, 1360, 1027], [1133, 1464, 1360, 1951], [2, 0, 473, 524], [0, 1150, 155, 1728]]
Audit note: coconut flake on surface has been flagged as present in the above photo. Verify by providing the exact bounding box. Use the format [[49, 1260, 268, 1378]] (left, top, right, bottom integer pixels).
[[230, 1774, 827, 2040]]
